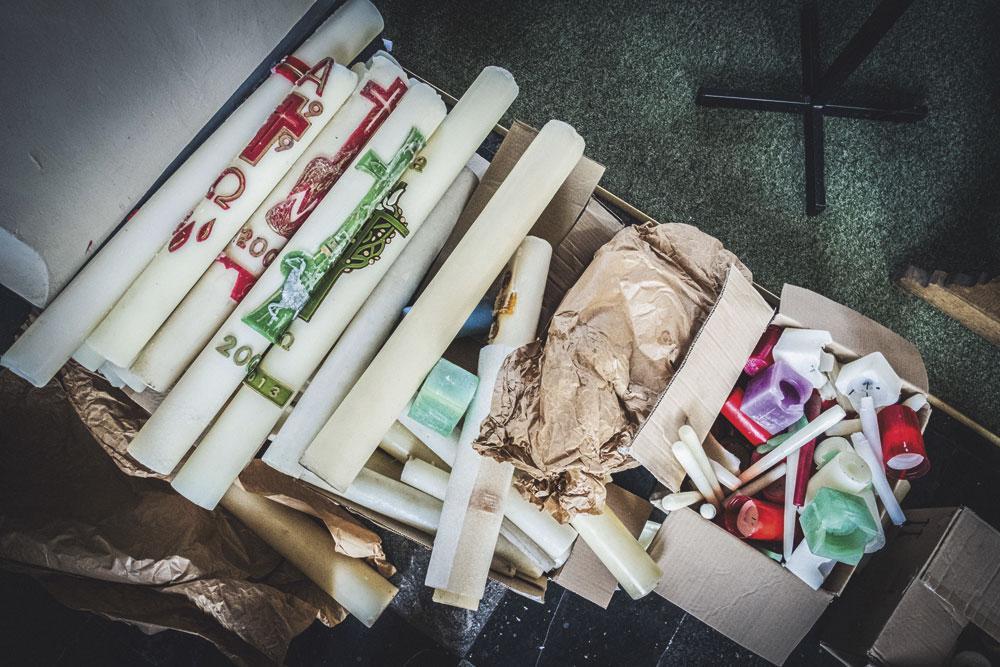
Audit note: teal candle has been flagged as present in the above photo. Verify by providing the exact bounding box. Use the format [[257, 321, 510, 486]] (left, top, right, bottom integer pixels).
[[408, 358, 479, 436], [800, 487, 878, 565]]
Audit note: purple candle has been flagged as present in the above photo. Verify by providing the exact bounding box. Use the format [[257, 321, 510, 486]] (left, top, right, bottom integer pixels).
[[740, 360, 813, 433]]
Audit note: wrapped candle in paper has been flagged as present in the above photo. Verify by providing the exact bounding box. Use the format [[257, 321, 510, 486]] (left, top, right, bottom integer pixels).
[[799, 488, 877, 566], [772, 329, 835, 389], [408, 359, 479, 436], [877, 404, 928, 475], [744, 324, 782, 376], [87, 60, 360, 368], [721, 386, 772, 446], [834, 352, 903, 412], [129, 82, 446, 476], [741, 360, 813, 433], [724, 495, 783, 542], [170, 69, 515, 501], [0, 0, 384, 388], [263, 169, 477, 477], [302, 120, 585, 493], [132, 56, 409, 390]]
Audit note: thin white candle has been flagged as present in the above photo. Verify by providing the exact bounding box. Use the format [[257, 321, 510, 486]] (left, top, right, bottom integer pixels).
[[738, 406, 846, 484], [679, 425, 723, 506], [699, 503, 718, 520], [132, 56, 409, 391], [671, 441, 720, 510], [783, 449, 799, 562], [850, 432, 906, 526], [301, 120, 586, 492], [569, 508, 663, 600], [128, 83, 446, 476], [0, 0, 384, 388], [263, 168, 477, 477], [727, 463, 787, 501], [87, 63, 359, 368], [171, 71, 514, 504], [219, 481, 396, 628], [656, 491, 703, 512], [710, 460, 742, 492]]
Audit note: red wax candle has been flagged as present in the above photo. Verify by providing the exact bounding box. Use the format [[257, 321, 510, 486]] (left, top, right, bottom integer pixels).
[[878, 404, 929, 478], [721, 386, 773, 446], [724, 495, 784, 542], [792, 392, 823, 506], [744, 325, 782, 377]]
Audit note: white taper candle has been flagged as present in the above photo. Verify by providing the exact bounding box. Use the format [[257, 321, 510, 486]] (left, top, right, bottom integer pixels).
[[738, 406, 846, 484]]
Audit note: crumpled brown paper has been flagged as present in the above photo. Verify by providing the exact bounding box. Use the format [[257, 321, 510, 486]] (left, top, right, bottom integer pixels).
[[474, 222, 749, 521], [0, 362, 393, 664]]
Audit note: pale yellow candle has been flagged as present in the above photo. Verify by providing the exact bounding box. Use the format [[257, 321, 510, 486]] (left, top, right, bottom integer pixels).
[[671, 441, 720, 510], [301, 120, 585, 492], [710, 460, 742, 492], [738, 406, 846, 484], [678, 425, 723, 506], [379, 421, 450, 470], [569, 508, 663, 600], [656, 491, 703, 512], [727, 463, 787, 501]]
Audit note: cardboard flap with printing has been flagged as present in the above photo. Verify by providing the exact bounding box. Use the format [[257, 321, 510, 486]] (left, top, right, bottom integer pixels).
[[650, 508, 832, 665], [630, 267, 774, 491], [773, 284, 929, 394]]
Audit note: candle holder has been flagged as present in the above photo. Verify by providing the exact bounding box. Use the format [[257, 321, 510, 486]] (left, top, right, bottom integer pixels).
[[878, 404, 929, 478]]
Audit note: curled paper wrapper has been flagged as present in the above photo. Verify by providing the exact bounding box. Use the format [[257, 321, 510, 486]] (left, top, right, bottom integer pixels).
[[0, 363, 393, 663], [474, 222, 748, 521]]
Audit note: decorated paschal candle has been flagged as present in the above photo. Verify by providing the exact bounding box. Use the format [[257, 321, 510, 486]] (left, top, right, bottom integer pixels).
[[87, 61, 360, 369], [128, 82, 447, 476], [724, 495, 784, 542], [741, 360, 813, 433], [877, 404, 929, 477], [168, 70, 517, 506], [132, 56, 409, 391], [721, 386, 773, 446], [744, 324, 782, 376], [301, 120, 586, 493], [0, 0, 384, 388]]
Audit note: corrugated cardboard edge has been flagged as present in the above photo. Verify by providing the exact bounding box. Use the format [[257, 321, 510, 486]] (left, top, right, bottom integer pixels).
[[630, 267, 774, 492], [650, 508, 833, 665], [550, 485, 653, 608]]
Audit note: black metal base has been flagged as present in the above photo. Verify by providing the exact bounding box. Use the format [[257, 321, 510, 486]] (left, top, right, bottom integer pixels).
[[696, 0, 928, 216]]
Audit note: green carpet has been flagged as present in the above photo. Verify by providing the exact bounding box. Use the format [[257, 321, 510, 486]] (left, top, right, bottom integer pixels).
[[379, 0, 1000, 433]]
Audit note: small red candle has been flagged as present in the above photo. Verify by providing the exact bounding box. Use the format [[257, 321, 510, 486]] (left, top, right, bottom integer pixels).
[[724, 495, 784, 542], [721, 386, 773, 446], [878, 404, 929, 478], [792, 392, 823, 506], [744, 325, 782, 377]]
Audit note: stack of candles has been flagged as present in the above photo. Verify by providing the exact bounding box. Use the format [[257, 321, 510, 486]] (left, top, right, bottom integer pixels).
[[660, 325, 930, 590]]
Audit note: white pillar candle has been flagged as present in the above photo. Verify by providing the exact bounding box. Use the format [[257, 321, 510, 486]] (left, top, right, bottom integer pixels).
[[656, 491, 704, 512], [803, 449, 871, 505], [671, 441, 720, 510], [379, 421, 449, 470], [219, 481, 396, 628], [783, 449, 799, 562], [772, 329, 835, 389], [0, 0, 383, 388], [814, 436, 853, 468], [727, 463, 787, 501], [262, 169, 477, 477], [170, 71, 514, 503], [132, 56, 409, 391], [569, 507, 663, 600], [301, 120, 585, 492], [850, 432, 906, 526], [738, 406, 846, 484], [127, 83, 446, 475], [425, 237, 552, 606], [87, 63, 360, 368], [678, 425, 723, 506], [710, 460, 742, 492]]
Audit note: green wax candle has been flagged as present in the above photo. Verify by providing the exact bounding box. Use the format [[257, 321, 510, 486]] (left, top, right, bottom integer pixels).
[[799, 487, 878, 566], [408, 359, 479, 436]]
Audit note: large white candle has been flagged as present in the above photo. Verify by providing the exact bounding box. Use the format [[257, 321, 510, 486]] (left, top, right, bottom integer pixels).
[[803, 449, 871, 505], [262, 169, 477, 477], [128, 83, 446, 475], [302, 120, 586, 492], [219, 481, 396, 628], [87, 62, 360, 368], [378, 421, 449, 469], [0, 0, 384, 388], [426, 237, 552, 606], [569, 508, 663, 600], [132, 56, 409, 391], [170, 70, 515, 504], [738, 406, 846, 484]]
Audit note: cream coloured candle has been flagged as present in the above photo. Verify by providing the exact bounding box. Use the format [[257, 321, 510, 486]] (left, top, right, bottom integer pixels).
[[710, 460, 742, 492], [87, 63, 360, 368], [379, 422, 449, 470], [678, 425, 723, 506], [803, 449, 871, 505], [396, 408, 461, 467], [426, 237, 552, 606], [72, 342, 104, 373], [128, 83, 446, 476], [826, 419, 862, 437], [850, 432, 906, 526], [814, 436, 853, 468], [132, 56, 409, 391], [262, 169, 477, 477], [699, 503, 718, 520], [783, 449, 800, 562], [727, 463, 787, 500], [656, 491, 703, 512], [170, 71, 514, 503], [738, 406, 846, 484], [671, 441, 720, 510], [784, 540, 836, 589], [0, 0, 384, 388], [301, 120, 585, 492], [219, 481, 396, 627], [569, 508, 663, 600]]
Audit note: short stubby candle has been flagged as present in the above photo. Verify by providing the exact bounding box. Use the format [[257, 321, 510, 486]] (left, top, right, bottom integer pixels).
[[408, 359, 479, 436], [877, 404, 929, 477], [741, 360, 813, 433], [724, 495, 783, 542]]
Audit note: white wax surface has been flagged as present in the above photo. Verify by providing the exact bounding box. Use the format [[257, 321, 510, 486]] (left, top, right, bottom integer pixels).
[[710, 460, 742, 492], [679, 425, 723, 506], [379, 421, 449, 469], [851, 432, 906, 526], [570, 508, 663, 600], [804, 450, 871, 505], [396, 407, 461, 467], [127, 83, 445, 475], [657, 491, 703, 512], [302, 120, 585, 492], [784, 540, 835, 590], [814, 436, 853, 468], [671, 441, 719, 509], [0, 0, 383, 388], [87, 65, 358, 368], [739, 406, 846, 484]]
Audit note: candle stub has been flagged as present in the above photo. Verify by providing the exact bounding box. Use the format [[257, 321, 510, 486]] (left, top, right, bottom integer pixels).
[[877, 404, 928, 475], [721, 386, 773, 446], [834, 352, 903, 412], [725, 495, 783, 542], [408, 359, 479, 436]]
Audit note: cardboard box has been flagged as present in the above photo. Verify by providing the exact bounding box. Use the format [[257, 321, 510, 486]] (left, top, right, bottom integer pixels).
[[822, 507, 1000, 666]]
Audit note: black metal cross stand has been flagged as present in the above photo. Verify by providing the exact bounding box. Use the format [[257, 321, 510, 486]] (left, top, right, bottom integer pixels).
[[696, 0, 927, 215]]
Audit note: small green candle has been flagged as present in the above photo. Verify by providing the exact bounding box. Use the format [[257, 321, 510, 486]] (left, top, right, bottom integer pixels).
[[800, 487, 878, 566], [408, 359, 479, 436]]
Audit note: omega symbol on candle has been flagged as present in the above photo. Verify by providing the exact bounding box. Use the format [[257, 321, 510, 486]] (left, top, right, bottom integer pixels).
[[206, 166, 246, 210]]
